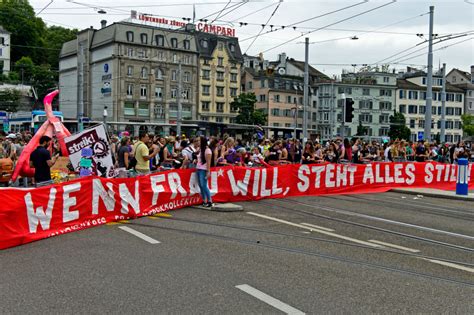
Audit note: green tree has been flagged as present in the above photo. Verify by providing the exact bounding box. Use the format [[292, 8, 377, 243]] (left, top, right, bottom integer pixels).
[[14, 56, 35, 83], [0, 0, 46, 64], [44, 26, 78, 67], [356, 121, 368, 136], [231, 92, 266, 126], [461, 114, 474, 136], [0, 88, 21, 112], [389, 110, 411, 140]]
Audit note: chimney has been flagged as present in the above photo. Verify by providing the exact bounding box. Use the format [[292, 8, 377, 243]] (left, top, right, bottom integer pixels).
[[471, 65, 474, 84], [101, 20, 107, 29]]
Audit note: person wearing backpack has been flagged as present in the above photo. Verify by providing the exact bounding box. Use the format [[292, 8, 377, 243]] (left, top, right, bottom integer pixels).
[[134, 131, 159, 175]]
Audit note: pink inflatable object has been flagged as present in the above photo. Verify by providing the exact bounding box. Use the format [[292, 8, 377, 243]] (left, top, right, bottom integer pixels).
[[12, 90, 71, 182]]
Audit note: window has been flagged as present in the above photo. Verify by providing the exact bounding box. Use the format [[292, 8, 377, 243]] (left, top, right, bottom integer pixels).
[[455, 108, 462, 115], [183, 40, 190, 50], [171, 70, 177, 81], [455, 94, 463, 102], [127, 48, 133, 57], [399, 90, 406, 99], [230, 73, 238, 82], [455, 121, 461, 129], [408, 90, 418, 99], [137, 49, 145, 58], [259, 94, 266, 102], [409, 119, 415, 128], [155, 68, 163, 80], [201, 101, 210, 111], [379, 128, 389, 136], [420, 91, 427, 100], [287, 96, 292, 104], [399, 104, 406, 113], [248, 81, 253, 89], [217, 71, 224, 81], [216, 102, 224, 112], [446, 93, 455, 102], [379, 114, 390, 124], [202, 69, 210, 80], [418, 119, 425, 128], [446, 107, 454, 116], [138, 103, 149, 117], [0, 37, 4, 45], [183, 71, 191, 82], [202, 85, 210, 95], [469, 101, 473, 110], [201, 116, 209, 121], [126, 84, 133, 98], [380, 89, 392, 96], [362, 88, 370, 96], [218, 57, 224, 66], [183, 55, 191, 64], [141, 67, 148, 79], [124, 103, 135, 116], [271, 108, 280, 116], [229, 43, 235, 53], [260, 79, 266, 88], [201, 39, 208, 48], [419, 105, 426, 114], [155, 35, 164, 46], [431, 106, 436, 115], [216, 117, 223, 123], [140, 33, 148, 44], [218, 42, 223, 51], [127, 66, 133, 76], [171, 88, 177, 99], [313, 100, 317, 108], [126, 31, 134, 42], [359, 113, 372, 123], [446, 121, 454, 129], [338, 87, 352, 95], [408, 105, 418, 114], [383, 77, 390, 83], [171, 38, 178, 48], [155, 87, 163, 100], [217, 87, 224, 96], [157, 51, 164, 61], [182, 89, 190, 100], [422, 77, 427, 85], [359, 100, 372, 110], [230, 88, 237, 97], [380, 102, 392, 110], [140, 85, 147, 98], [283, 109, 292, 117], [274, 94, 280, 102]]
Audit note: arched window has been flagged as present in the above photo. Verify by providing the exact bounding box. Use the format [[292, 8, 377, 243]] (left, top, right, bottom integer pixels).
[[141, 67, 148, 79], [126, 31, 134, 42], [155, 68, 163, 80]]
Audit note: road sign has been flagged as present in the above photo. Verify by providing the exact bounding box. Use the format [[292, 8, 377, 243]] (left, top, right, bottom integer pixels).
[[417, 131, 424, 141]]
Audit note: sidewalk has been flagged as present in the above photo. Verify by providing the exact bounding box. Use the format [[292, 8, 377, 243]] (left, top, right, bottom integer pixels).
[[391, 188, 474, 202]]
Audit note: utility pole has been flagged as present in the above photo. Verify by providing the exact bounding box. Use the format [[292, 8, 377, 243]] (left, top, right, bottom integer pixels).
[[176, 60, 182, 138], [440, 63, 446, 143], [424, 5, 434, 141], [341, 93, 346, 139], [78, 42, 84, 132], [303, 37, 309, 142]]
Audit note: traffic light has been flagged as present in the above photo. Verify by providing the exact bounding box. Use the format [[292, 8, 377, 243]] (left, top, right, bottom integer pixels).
[[345, 98, 355, 123]]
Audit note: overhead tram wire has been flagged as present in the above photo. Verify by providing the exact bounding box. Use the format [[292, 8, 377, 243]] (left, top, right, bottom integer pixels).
[[35, 0, 54, 16], [210, 1, 250, 22], [389, 36, 474, 64], [198, 0, 249, 21], [229, 1, 278, 23], [239, 0, 369, 43], [209, 0, 233, 24], [260, 0, 397, 54], [244, 1, 283, 54]]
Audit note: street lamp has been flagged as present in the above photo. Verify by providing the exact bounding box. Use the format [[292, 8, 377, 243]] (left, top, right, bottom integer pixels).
[[103, 106, 108, 132]]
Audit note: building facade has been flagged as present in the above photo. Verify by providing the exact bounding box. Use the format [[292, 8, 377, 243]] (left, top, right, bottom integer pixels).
[[446, 66, 474, 116], [316, 70, 397, 140], [59, 21, 199, 134], [396, 71, 465, 143], [242, 53, 329, 138], [196, 32, 242, 124], [0, 26, 11, 74]]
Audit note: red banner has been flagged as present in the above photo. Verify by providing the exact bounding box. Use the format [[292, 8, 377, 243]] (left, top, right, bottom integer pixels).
[[1, 162, 472, 250]]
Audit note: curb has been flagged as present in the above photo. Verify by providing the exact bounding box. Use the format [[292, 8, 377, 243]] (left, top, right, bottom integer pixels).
[[391, 189, 474, 202], [192, 203, 244, 212]]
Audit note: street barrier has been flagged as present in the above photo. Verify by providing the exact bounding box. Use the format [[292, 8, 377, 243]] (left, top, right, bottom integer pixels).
[[456, 158, 469, 196], [0, 162, 472, 250]]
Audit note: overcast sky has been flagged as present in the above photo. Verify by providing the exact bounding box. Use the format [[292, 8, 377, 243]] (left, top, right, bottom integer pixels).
[[31, 0, 474, 77]]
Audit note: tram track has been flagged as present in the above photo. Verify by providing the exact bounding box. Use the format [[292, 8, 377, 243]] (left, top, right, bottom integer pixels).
[[128, 220, 474, 288]]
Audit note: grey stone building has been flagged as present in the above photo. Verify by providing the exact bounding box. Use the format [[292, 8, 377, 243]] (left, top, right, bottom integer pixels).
[[59, 21, 199, 134], [446, 66, 474, 116]]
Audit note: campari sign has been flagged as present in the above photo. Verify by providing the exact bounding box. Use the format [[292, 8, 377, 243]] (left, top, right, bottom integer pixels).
[[130, 10, 236, 37]]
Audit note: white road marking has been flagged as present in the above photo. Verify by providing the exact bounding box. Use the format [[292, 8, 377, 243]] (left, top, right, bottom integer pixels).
[[423, 259, 474, 273], [300, 222, 335, 232], [247, 212, 381, 248], [368, 240, 420, 253], [118, 226, 161, 244], [236, 284, 305, 315], [295, 203, 474, 240]]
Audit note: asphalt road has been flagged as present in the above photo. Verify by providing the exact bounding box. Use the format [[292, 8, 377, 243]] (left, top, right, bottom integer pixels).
[[1, 192, 473, 314]]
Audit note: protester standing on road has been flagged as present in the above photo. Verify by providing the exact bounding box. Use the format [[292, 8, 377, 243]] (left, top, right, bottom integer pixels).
[[415, 140, 428, 162], [117, 136, 131, 169], [196, 136, 214, 208], [134, 131, 159, 175], [29, 135, 59, 184]]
